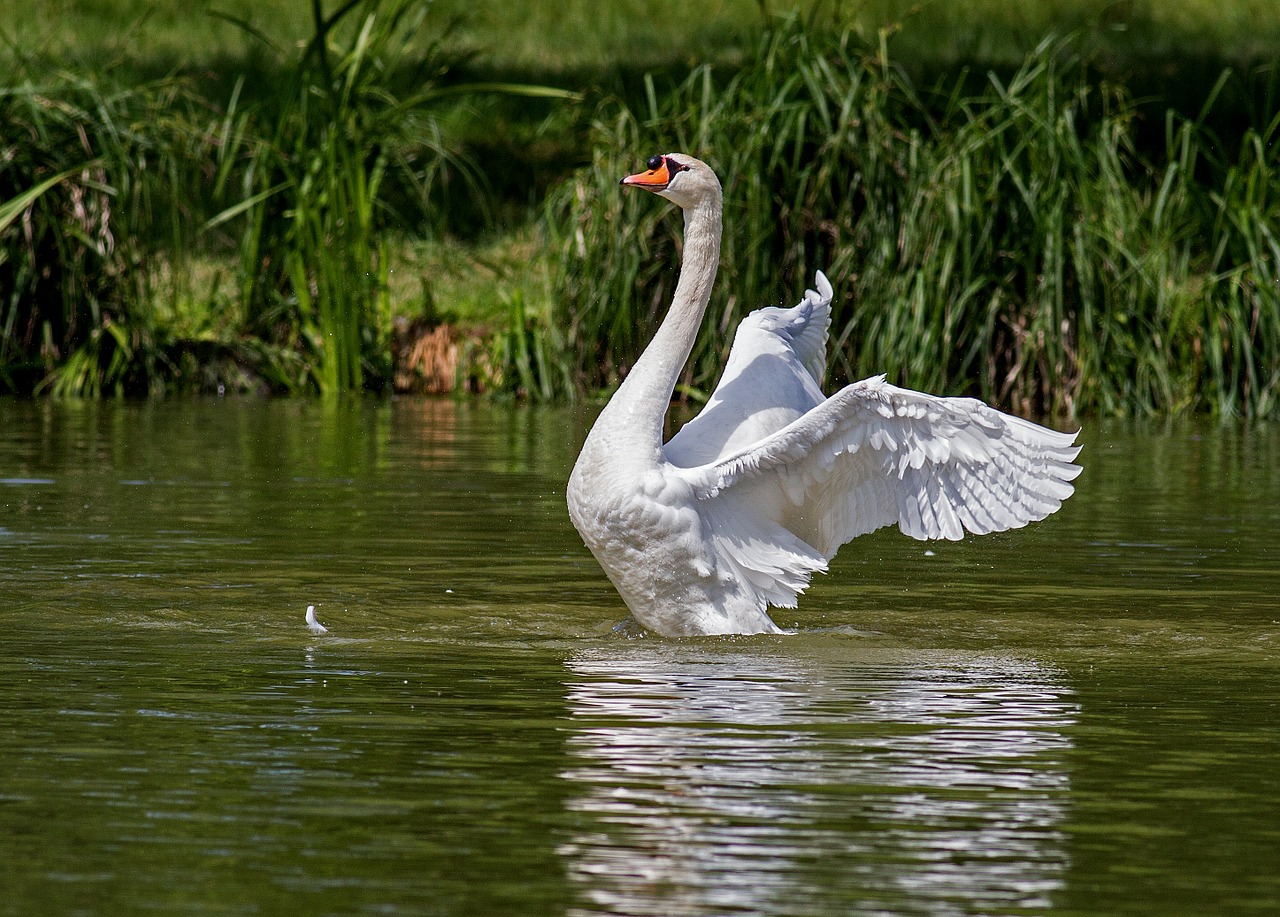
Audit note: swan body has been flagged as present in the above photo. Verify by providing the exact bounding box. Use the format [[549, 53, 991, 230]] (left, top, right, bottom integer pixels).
[[567, 153, 1081, 637]]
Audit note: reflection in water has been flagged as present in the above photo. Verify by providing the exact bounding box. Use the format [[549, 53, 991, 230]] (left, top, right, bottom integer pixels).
[[559, 646, 1077, 916]]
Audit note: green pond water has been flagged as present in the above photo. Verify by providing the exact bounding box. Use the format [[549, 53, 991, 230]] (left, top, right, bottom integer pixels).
[[1, 397, 1278, 916]]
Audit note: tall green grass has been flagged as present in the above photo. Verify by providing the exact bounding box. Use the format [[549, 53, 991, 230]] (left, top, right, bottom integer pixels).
[[2, 0, 570, 396], [4, 6, 1278, 411], [544, 18, 1280, 417], [209, 0, 574, 394], [208, 0, 473, 393], [0, 75, 202, 395]]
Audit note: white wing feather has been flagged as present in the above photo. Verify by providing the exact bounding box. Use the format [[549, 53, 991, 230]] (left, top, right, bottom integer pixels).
[[683, 375, 1081, 545], [665, 273, 833, 468], [665, 287, 1081, 610]]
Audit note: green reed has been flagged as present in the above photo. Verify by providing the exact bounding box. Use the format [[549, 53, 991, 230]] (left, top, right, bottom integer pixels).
[[543, 18, 1280, 418], [211, 0, 572, 394], [0, 74, 205, 395], [2, 0, 570, 397], [209, 0, 439, 394]]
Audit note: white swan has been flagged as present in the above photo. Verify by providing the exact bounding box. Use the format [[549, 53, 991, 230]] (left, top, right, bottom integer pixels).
[[566, 153, 1081, 637]]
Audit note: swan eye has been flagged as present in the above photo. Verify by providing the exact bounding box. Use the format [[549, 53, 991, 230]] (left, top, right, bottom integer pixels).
[[646, 155, 663, 171]]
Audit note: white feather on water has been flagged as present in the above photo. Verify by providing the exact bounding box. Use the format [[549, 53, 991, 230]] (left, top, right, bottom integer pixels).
[[305, 605, 328, 635]]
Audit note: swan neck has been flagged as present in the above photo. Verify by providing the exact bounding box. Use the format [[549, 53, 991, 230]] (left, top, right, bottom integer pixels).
[[604, 196, 722, 454], [668, 198, 723, 344]]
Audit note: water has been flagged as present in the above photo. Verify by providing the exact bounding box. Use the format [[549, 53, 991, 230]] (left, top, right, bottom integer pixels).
[[1, 398, 1277, 916]]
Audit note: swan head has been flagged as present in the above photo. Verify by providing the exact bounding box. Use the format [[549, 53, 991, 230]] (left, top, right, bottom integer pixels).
[[621, 153, 721, 210]]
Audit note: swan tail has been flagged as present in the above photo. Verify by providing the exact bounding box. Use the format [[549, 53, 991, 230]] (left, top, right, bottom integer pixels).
[[704, 496, 828, 609]]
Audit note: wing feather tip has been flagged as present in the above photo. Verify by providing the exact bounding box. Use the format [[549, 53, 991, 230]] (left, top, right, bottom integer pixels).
[[815, 270, 833, 303]]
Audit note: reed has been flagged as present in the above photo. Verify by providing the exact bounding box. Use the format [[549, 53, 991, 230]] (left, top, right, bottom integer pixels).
[[0, 74, 205, 395], [2, 0, 570, 396], [4, 5, 1277, 409], [206, 0, 441, 393], [208, 0, 574, 394], [543, 17, 1280, 418]]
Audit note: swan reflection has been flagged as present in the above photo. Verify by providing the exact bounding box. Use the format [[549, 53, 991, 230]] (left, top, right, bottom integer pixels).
[[559, 645, 1077, 916]]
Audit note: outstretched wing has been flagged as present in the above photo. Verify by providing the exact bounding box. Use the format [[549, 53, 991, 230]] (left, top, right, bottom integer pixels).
[[673, 374, 1082, 606], [664, 272, 833, 468]]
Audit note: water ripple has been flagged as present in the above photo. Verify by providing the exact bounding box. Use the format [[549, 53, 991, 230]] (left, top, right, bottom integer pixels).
[[560, 647, 1075, 916]]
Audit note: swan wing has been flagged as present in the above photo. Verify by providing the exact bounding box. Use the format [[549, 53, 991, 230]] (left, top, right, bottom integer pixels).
[[673, 375, 1082, 604], [665, 272, 834, 468]]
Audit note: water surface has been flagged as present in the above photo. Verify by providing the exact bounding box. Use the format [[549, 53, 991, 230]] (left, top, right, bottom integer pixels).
[[1, 398, 1277, 915]]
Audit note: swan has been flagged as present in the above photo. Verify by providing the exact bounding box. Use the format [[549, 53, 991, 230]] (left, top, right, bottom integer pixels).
[[566, 153, 1081, 637]]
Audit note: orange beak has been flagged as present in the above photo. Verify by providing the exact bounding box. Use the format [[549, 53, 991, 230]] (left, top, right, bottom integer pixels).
[[621, 159, 673, 191]]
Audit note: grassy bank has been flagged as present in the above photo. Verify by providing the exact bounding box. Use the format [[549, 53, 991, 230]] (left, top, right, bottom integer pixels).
[[16, 0, 1280, 76], [3, 1, 1280, 415], [2, 0, 571, 395]]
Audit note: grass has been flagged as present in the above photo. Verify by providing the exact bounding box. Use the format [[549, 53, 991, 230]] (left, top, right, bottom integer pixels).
[[2, 1, 1280, 413], [2, 0, 570, 396], [14, 0, 1280, 75], [0, 73, 202, 395], [545, 20, 1280, 417], [209, 0, 450, 394]]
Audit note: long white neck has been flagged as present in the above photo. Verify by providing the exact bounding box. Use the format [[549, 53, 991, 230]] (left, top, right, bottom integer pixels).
[[587, 193, 722, 465]]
